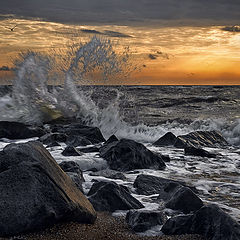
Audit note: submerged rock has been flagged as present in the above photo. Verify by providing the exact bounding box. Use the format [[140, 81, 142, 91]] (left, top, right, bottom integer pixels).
[[126, 210, 167, 232], [174, 131, 228, 148], [153, 132, 177, 146], [162, 204, 240, 240], [0, 141, 96, 237], [66, 135, 92, 147], [39, 133, 67, 145], [184, 146, 216, 158], [0, 121, 45, 139], [88, 181, 144, 212], [99, 139, 166, 171]]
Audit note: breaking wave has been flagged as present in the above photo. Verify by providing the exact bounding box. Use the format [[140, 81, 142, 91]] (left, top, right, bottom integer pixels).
[[0, 36, 239, 146]]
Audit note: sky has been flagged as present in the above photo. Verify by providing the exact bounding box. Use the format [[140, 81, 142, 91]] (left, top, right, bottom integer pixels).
[[0, 0, 240, 84]]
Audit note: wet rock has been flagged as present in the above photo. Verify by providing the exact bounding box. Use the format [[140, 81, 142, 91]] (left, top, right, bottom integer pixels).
[[0, 141, 96, 237], [174, 131, 228, 148], [89, 169, 126, 180], [99, 139, 166, 171], [165, 186, 203, 214], [88, 181, 144, 212], [104, 135, 118, 145], [162, 204, 240, 240], [0, 121, 45, 140], [134, 174, 196, 198], [161, 214, 193, 235], [62, 146, 83, 156], [184, 146, 216, 158], [153, 132, 177, 146], [39, 133, 67, 145], [126, 210, 167, 232], [46, 141, 61, 148], [55, 124, 105, 144]]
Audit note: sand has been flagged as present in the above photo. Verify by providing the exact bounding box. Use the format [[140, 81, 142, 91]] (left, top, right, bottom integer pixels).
[[0, 212, 205, 240]]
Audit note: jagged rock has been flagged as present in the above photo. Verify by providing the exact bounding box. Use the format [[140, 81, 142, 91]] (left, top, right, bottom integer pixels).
[[126, 210, 167, 232], [134, 174, 196, 198], [184, 146, 216, 158], [99, 139, 166, 171], [162, 204, 240, 240], [62, 146, 83, 156], [0, 121, 45, 139], [174, 131, 228, 148], [89, 169, 126, 180], [39, 133, 67, 145], [104, 135, 118, 145], [0, 141, 96, 237], [88, 181, 144, 212], [165, 186, 203, 214], [153, 132, 177, 146]]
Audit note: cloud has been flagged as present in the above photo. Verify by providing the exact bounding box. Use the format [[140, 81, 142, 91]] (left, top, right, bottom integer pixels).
[[222, 25, 240, 32], [0, 66, 11, 71], [148, 54, 157, 60], [0, 0, 240, 25], [80, 29, 131, 38], [81, 29, 102, 34], [148, 51, 170, 60]]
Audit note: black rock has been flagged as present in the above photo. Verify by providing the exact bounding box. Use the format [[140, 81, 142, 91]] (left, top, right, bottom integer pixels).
[[104, 135, 119, 145], [62, 146, 83, 156], [46, 141, 61, 148], [99, 139, 166, 171], [174, 131, 228, 148], [191, 204, 240, 240], [153, 132, 177, 146], [126, 210, 167, 232], [162, 204, 240, 240], [134, 174, 196, 199], [89, 169, 126, 181], [165, 186, 203, 214], [55, 124, 106, 144], [0, 121, 45, 140], [0, 141, 96, 237], [39, 133, 67, 145], [88, 181, 144, 212], [161, 214, 193, 235], [184, 146, 216, 158]]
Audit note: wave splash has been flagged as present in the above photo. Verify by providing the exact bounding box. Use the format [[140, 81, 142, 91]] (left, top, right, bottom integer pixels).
[[0, 36, 239, 146]]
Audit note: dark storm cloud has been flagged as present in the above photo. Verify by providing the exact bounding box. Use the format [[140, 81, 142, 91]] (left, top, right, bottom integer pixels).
[[80, 29, 131, 37], [222, 26, 240, 32], [0, 0, 240, 25]]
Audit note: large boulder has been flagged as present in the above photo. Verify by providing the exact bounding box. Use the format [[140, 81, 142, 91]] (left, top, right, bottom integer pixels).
[[162, 204, 240, 240], [88, 181, 144, 212], [126, 210, 167, 232], [133, 174, 196, 198], [174, 131, 228, 148], [0, 141, 96, 237], [99, 139, 166, 171], [59, 161, 85, 192], [0, 121, 45, 139], [153, 132, 177, 147]]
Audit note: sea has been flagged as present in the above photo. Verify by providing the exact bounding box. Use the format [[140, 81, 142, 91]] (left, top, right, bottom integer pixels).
[[0, 36, 239, 236]]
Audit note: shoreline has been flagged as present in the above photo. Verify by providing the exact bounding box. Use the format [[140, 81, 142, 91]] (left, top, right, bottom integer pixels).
[[0, 212, 205, 240]]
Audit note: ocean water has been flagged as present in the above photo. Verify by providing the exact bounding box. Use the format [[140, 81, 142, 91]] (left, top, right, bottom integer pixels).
[[0, 36, 239, 236]]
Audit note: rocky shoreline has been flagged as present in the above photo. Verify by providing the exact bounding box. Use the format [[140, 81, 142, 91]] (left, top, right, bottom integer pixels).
[[0, 120, 239, 239]]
